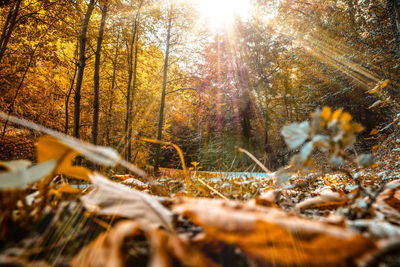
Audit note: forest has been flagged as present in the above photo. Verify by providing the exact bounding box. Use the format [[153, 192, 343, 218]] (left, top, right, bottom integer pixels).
[[1, 0, 400, 266]]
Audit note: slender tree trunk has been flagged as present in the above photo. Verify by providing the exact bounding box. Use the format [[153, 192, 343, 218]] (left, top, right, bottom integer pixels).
[[127, 30, 139, 160], [154, 13, 173, 172], [65, 42, 79, 134], [0, 0, 22, 64], [283, 74, 290, 122], [124, 30, 135, 160], [92, 2, 108, 145], [124, 4, 143, 160], [106, 43, 119, 145], [73, 0, 95, 139]]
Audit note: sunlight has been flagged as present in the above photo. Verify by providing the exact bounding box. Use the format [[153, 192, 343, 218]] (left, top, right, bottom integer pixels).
[[195, 0, 252, 29]]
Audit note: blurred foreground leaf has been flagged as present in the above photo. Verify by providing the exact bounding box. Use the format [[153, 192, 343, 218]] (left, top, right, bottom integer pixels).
[[81, 173, 173, 231], [172, 197, 376, 266]]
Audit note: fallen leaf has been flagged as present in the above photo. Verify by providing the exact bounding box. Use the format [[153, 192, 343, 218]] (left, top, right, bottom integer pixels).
[[148, 228, 219, 267], [81, 173, 173, 231], [71, 221, 145, 267], [121, 178, 149, 190], [0, 160, 56, 189], [295, 188, 347, 210], [36, 136, 92, 181], [348, 219, 400, 239], [374, 180, 400, 224], [380, 79, 389, 88], [172, 197, 375, 266]]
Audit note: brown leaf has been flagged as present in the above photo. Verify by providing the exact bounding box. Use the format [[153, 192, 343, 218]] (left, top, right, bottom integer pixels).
[[374, 180, 400, 224], [81, 173, 173, 231], [148, 229, 220, 267], [252, 190, 278, 207], [71, 221, 143, 267], [295, 188, 347, 210], [172, 198, 376, 266]]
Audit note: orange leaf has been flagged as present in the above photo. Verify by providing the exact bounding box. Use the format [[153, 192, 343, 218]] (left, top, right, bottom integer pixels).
[[36, 136, 92, 181], [380, 79, 389, 88], [172, 198, 376, 266]]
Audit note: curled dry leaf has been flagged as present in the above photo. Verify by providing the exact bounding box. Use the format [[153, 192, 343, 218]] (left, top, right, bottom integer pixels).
[[374, 179, 400, 224], [252, 190, 278, 207], [121, 178, 149, 190], [172, 197, 376, 266], [71, 221, 144, 267], [348, 220, 400, 239], [0, 159, 56, 189], [37, 136, 92, 181], [148, 228, 220, 267], [81, 173, 173, 231], [295, 188, 347, 210]]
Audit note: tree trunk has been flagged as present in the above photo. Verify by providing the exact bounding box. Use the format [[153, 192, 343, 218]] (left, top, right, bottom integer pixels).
[[154, 12, 173, 172], [105, 42, 119, 145], [65, 42, 79, 134], [387, 0, 400, 56], [0, 0, 22, 64], [127, 30, 139, 159], [73, 0, 95, 139], [92, 2, 108, 145], [124, 13, 140, 161]]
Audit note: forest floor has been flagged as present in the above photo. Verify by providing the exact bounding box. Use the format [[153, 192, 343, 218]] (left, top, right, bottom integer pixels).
[[1, 126, 400, 266]]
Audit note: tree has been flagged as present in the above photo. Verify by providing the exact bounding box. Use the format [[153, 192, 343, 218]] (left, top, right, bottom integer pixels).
[[92, 1, 108, 145], [154, 4, 173, 172], [73, 0, 95, 140]]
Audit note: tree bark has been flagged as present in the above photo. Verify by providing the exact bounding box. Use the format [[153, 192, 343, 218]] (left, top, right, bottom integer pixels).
[[73, 0, 95, 139], [92, 2, 108, 145], [0, 0, 22, 64], [154, 11, 173, 172], [127, 29, 139, 160], [124, 2, 143, 160], [65, 42, 79, 134]]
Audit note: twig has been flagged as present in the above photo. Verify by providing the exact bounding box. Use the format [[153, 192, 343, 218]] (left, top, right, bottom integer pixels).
[[196, 177, 228, 200], [238, 148, 273, 174]]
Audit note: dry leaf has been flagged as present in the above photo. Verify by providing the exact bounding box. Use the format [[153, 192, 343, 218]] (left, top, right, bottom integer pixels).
[[49, 184, 82, 198], [0, 159, 56, 189], [281, 121, 310, 149], [368, 85, 380, 94], [81, 173, 173, 231], [374, 180, 400, 224], [172, 198, 375, 266], [295, 188, 347, 210], [148, 229, 219, 267], [121, 178, 149, 190], [36, 136, 92, 181], [253, 190, 278, 207], [380, 79, 389, 88], [348, 220, 400, 239], [71, 221, 144, 267]]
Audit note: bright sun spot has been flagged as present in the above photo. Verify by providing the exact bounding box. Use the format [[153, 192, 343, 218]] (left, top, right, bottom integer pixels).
[[195, 0, 252, 29]]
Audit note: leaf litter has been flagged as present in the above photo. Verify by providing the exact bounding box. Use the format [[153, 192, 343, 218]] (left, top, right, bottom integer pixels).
[[1, 107, 400, 266]]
